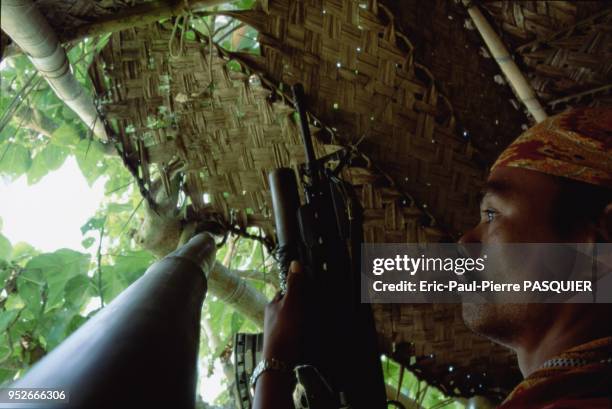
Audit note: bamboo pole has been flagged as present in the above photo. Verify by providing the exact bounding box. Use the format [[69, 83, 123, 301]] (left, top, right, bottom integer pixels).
[[64, 0, 226, 43], [464, 1, 548, 123], [1, 0, 108, 139], [208, 261, 266, 328]]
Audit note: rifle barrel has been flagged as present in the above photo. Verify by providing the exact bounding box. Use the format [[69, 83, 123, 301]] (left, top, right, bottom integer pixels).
[[291, 84, 318, 173]]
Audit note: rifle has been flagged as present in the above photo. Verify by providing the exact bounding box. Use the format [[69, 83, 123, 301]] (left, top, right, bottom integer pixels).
[[234, 84, 387, 408]]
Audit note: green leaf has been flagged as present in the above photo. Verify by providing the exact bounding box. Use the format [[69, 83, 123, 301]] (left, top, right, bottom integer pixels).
[[235, 0, 256, 9], [24, 249, 90, 311], [100, 269, 125, 303], [66, 314, 87, 333], [51, 123, 80, 146], [0, 143, 31, 179], [230, 311, 245, 335], [0, 310, 19, 332], [80, 216, 105, 235], [0, 260, 10, 287], [10, 242, 38, 262], [95, 33, 112, 53], [16, 267, 44, 314], [75, 139, 107, 185], [0, 215, 3, 231], [0, 332, 12, 362], [61, 107, 78, 121], [0, 233, 12, 260], [226, 60, 241, 72], [64, 274, 93, 310], [112, 250, 155, 283], [101, 250, 154, 301], [27, 144, 69, 184], [104, 172, 132, 195], [107, 203, 132, 213], [81, 237, 95, 249], [39, 308, 75, 350], [5, 294, 25, 310], [0, 362, 19, 384]]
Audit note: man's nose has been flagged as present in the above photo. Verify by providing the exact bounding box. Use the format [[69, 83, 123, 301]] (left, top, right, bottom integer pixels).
[[458, 227, 482, 258], [458, 227, 481, 244]]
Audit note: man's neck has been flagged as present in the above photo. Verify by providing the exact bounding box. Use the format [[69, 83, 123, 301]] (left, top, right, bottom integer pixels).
[[514, 307, 610, 377]]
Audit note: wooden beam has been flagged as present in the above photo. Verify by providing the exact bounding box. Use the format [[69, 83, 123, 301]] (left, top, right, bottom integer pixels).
[[1, 0, 225, 60], [63, 0, 227, 43], [464, 1, 548, 123]]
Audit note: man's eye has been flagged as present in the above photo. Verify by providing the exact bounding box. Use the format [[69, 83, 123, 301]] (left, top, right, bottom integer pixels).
[[482, 209, 497, 223]]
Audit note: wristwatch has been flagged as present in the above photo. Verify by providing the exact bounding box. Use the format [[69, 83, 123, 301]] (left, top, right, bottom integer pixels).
[[250, 358, 290, 389]]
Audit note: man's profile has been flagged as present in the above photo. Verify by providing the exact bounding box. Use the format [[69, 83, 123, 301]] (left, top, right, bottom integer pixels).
[[255, 107, 612, 408], [458, 107, 612, 408]]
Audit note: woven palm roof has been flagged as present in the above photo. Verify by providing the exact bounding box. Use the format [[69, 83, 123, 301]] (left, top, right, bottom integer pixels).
[[8, 0, 608, 159], [88, 21, 518, 399], [481, 1, 612, 112], [5, 0, 611, 402]]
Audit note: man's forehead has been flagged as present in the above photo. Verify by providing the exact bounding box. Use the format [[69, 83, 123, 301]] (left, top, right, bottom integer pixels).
[[482, 167, 561, 202], [482, 168, 518, 198], [482, 179, 512, 196]]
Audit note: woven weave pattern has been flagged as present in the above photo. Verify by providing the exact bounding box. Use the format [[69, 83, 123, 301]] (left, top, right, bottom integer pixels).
[[91, 21, 465, 246], [233, 0, 488, 235], [482, 1, 606, 42], [517, 9, 612, 112], [228, 4, 523, 394], [375, 304, 520, 400], [90, 17, 518, 400], [92, 23, 324, 241], [383, 0, 527, 163], [483, 1, 612, 113]]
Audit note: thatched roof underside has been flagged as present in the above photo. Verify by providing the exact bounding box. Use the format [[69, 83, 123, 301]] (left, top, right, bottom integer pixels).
[[22, 0, 611, 161], [88, 7, 516, 399], [4, 0, 611, 402]]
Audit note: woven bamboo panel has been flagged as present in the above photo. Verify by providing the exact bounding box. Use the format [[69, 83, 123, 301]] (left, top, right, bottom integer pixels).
[[481, 1, 607, 44], [516, 8, 612, 112], [383, 0, 527, 164], [375, 304, 520, 401], [89, 20, 518, 400], [91, 23, 314, 240], [229, 0, 489, 236], [481, 1, 612, 113], [225, 5, 522, 393]]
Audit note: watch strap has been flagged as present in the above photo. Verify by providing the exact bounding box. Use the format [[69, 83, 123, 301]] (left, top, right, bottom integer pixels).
[[250, 358, 290, 389]]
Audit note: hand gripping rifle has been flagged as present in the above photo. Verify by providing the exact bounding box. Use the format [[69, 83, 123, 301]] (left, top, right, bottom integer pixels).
[[234, 84, 386, 408]]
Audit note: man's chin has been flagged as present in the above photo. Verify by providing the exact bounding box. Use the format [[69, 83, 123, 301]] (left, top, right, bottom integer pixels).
[[461, 303, 488, 334], [461, 303, 519, 348]]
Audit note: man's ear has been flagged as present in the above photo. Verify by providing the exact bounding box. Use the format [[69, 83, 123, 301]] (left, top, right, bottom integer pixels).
[[597, 203, 612, 242]]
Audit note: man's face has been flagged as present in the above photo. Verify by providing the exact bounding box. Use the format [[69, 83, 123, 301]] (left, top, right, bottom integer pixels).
[[459, 166, 569, 346]]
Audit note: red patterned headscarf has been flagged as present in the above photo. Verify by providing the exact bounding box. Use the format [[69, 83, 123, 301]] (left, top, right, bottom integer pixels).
[[491, 107, 612, 188]]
